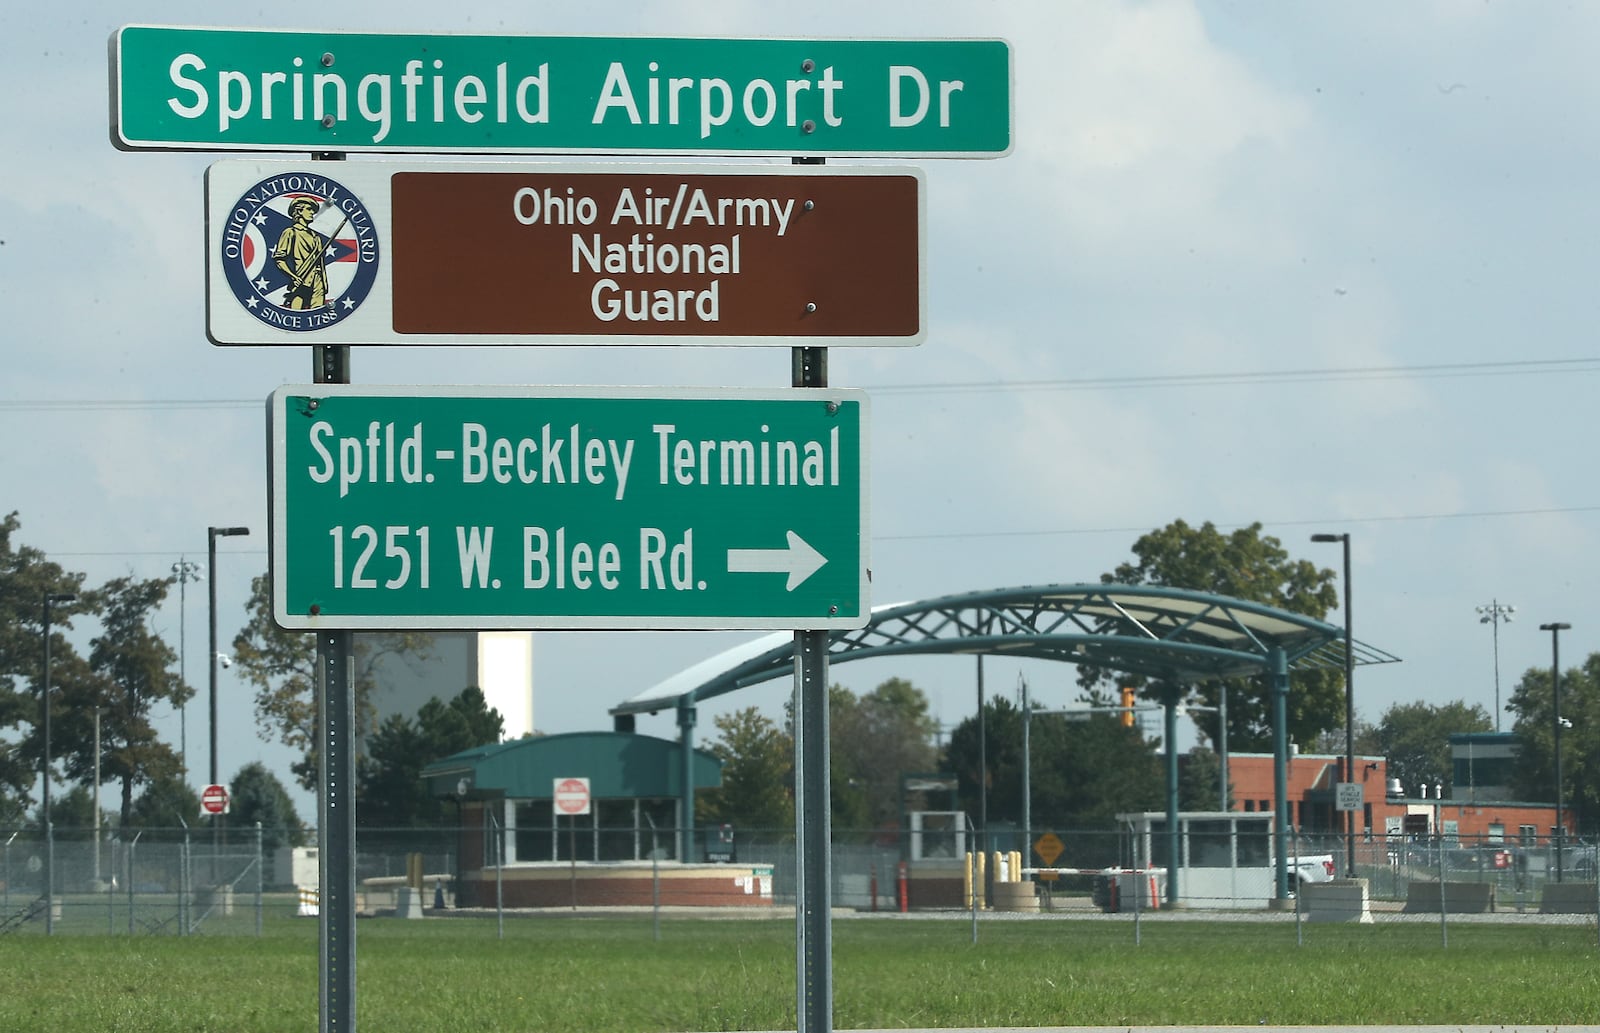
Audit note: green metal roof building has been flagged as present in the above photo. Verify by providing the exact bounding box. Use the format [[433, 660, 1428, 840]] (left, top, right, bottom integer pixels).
[[422, 731, 722, 865]]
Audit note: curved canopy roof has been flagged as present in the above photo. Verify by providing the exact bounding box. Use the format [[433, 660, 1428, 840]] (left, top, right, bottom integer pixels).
[[611, 582, 1400, 717]]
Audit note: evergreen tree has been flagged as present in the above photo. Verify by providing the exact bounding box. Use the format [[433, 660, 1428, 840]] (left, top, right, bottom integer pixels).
[[356, 687, 503, 827], [229, 761, 307, 852], [126, 769, 203, 841]]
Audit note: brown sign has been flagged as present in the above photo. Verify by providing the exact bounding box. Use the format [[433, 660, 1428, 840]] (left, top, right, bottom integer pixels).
[[389, 167, 923, 343]]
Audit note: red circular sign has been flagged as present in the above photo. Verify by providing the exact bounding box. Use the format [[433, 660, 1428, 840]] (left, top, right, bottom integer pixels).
[[201, 784, 230, 814], [553, 777, 590, 816]]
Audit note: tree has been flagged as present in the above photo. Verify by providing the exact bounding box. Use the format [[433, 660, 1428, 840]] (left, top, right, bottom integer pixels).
[[356, 687, 503, 827], [830, 678, 941, 832], [229, 761, 307, 852], [60, 576, 188, 828], [1507, 653, 1600, 834], [231, 573, 437, 791], [1369, 700, 1491, 799], [942, 696, 1162, 836], [782, 679, 943, 832], [1178, 747, 1232, 812], [126, 769, 202, 840], [0, 512, 89, 822], [1087, 519, 1342, 752], [698, 707, 793, 833], [44, 784, 111, 838]]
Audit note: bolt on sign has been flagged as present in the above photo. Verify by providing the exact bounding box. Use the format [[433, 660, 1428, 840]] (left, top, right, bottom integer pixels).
[[205, 160, 924, 346], [113, 26, 1012, 157], [268, 384, 869, 631]]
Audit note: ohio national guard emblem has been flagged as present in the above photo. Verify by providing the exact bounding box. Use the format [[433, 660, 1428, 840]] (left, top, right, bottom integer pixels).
[[219, 173, 379, 332]]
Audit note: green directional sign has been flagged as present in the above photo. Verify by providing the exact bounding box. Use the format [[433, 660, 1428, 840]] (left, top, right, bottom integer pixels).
[[112, 25, 1010, 156], [269, 385, 869, 630]]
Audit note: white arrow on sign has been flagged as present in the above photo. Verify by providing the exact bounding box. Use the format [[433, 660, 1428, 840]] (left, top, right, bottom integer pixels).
[[727, 531, 827, 591]]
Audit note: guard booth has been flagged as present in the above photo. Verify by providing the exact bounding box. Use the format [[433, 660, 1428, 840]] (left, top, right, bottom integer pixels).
[[1117, 811, 1281, 909], [422, 731, 774, 907]]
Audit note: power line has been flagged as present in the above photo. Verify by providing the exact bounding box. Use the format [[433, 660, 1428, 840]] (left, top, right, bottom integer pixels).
[[865, 356, 1600, 396], [2, 355, 1597, 411], [875, 505, 1600, 543], [41, 504, 1600, 558]]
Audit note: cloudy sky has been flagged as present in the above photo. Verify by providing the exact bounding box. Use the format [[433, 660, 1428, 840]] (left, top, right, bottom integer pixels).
[[5, 2, 1597, 816]]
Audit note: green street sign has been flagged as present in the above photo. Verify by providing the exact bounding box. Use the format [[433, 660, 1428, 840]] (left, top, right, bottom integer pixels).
[[269, 385, 869, 630], [113, 25, 1012, 156]]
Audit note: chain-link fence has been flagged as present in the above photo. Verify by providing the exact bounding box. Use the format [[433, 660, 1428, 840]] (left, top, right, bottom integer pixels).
[[6, 822, 1596, 944], [1, 824, 271, 936]]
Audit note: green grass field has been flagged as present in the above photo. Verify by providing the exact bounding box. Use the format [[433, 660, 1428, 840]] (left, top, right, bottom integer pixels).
[[3, 914, 1599, 1032]]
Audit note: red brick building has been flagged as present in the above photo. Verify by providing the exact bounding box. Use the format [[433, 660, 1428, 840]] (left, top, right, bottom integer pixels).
[[1225, 750, 1564, 845]]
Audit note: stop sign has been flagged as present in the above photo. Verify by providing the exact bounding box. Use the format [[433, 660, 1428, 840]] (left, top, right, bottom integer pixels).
[[200, 783, 230, 815], [553, 777, 591, 816]]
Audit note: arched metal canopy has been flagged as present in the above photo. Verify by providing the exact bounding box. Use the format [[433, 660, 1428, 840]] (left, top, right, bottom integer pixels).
[[611, 582, 1401, 716]]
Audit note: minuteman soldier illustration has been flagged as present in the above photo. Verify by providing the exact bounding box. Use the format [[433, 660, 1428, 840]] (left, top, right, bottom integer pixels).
[[274, 196, 346, 310], [219, 172, 378, 332]]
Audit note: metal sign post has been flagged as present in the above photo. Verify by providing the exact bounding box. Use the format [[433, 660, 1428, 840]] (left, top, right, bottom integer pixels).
[[792, 339, 832, 1033], [313, 339, 356, 1033]]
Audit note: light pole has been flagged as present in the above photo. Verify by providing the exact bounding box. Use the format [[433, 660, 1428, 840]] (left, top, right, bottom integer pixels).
[[41, 591, 76, 935], [207, 528, 249, 789], [1539, 621, 1570, 883], [170, 557, 204, 770], [1477, 601, 1515, 732], [1311, 532, 1357, 878]]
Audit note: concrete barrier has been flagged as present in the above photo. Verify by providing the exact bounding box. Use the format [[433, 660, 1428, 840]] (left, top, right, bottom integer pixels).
[[1403, 880, 1495, 913], [1539, 882, 1598, 914], [394, 886, 426, 919], [1300, 878, 1373, 923], [991, 881, 1039, 913]]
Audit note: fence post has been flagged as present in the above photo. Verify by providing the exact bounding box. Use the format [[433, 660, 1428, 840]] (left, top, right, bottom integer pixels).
[[255, 822, 264, 938], [1130, 819, 1143, 948], [645, 814, 660, 943], [181, 828, 191, 936], [967, 816, 978, 945], [1437, 835, 1449, 949], [45, 820, 54, 935], [127, 831, 140, 936], [107, 839, 115, 935], [1293, 829, 1303, 946], [490, 810, 504, 941]]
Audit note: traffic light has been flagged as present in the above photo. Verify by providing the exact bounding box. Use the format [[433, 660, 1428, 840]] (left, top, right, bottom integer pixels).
[[1120, 686, 1136, 727]]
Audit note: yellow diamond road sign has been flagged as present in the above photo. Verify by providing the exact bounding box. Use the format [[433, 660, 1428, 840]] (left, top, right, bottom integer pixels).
[[1034, 832, 1064, 866]]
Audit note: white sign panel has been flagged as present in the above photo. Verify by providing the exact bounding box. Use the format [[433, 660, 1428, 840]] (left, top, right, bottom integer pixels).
[[553, 776, 591, 816]]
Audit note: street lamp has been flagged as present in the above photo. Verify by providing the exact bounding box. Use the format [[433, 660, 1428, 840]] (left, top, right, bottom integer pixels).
[[1539, 621, 1571, 883], [1477, 601, 1515, 732], [1311, 532, 1356, 878], [206, 527, 249, 789], [170, 557, 204, 770], [41, 591, 76, 935]]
